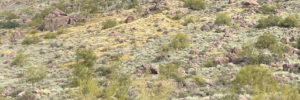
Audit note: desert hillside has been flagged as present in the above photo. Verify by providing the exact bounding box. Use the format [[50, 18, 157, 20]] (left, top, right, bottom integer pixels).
[[0, 0, 300, 100]]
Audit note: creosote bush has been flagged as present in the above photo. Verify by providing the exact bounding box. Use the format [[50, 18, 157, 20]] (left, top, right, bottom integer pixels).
[[281, 14, 299, 27], [0, 21, 20, 29], [184, 0, 206, 10], [182, 17, 194, 26], [22, 35, 41, 45], [257, 15, 282, 28], [170, 33, 190, 49], [232, 65, 277, 94], [70, 49, 97, 87], [78, 78, 101, 100], [232, 65, 300, 100], [215, 13, 232, 25], [25, 65, 48, 85], [11, 51, 28, 66], [204, 57, 215, 67], [255, 33, 277, 49], [258, 4, 277, 14], [159, 62, 183, 82], [102, 19, 117, 29], [257, 14, 299, 28]]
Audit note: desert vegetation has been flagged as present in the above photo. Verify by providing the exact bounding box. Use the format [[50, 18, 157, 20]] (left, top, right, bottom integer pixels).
[[0, 0, 300, 99]]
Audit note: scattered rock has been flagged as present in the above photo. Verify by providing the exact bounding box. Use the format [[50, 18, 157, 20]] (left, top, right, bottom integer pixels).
[[213, 57, 230, 66], [231, 47, 241, 54], [9, 30, 24, 42], [201, 25, 210, 31], [280, 37, 289, 44], [125, 16, 135, 23], [242, 0, 259, 7], [189, 49, 199, 55]]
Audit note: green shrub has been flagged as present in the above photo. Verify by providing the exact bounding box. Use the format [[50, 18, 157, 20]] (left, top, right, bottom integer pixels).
[[280, 14, 299, 27], [172, 12, 184, 20], [258, 4, 277, 14], [194, 76, 206, 85], [257, 15, 282, 28], [75, 49, 97, 68], [104, 73, 131, 100], [11, 51, 28, 66], [255, 33, 277, 49], [27, 29, 39, 34], [0, 21, 20, 29], [247, 53, 273, 64], [251, 85, 300, 100], [215, 13, 232, 25], [170, 33, 190, 49], [159, 63, 182, 80], [70, 49, 97, 86], [102, 19, 117, 29], [22, 35, 41, 45], [0, 11, 19, 20], [56, 27, 67, 35], [182, 17, 195, 26], [232, 65, 278, 94], [25, 65, 48, 85], [204, 57, 215, 67], [184, 0, 206, 10], [78, 78, 101, 100], [44, 32, 57, 39]]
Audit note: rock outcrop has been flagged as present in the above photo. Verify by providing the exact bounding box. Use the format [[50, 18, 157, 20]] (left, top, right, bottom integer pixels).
[[42, 9, 76, 31]]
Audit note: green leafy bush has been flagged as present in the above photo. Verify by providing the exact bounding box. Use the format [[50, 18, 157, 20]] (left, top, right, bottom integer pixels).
[[170, 33, 190, 49], [258, 4, 277, 14], [184, 0, 206, 10], [102, 19, 117, 29], [172, 12, 184, 20], [0, 21, 20, 29], [44, 32, 57, 39], [22, 35, 41, 45], [215, 13, 232, 25], [25, 65, 48, 85], [70, 49, 97, 86], [255, 33, 277, 49], [11, 51, 28, 66], [232, 65, 278, 94], [280, 14, 299, 27], [257, 15, 282, 28]]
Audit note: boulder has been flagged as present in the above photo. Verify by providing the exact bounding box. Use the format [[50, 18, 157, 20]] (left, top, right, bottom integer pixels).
[[42, 9, 75, 31], [125, 16, 135, 23], [242, 0, 259, 7]]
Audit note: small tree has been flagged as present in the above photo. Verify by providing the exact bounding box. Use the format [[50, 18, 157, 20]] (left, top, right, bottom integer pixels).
[[78, 78, 101, 100], [281, 14, 299, 28], [255, 33, 277, 49], [258, 4, 277, 14]]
